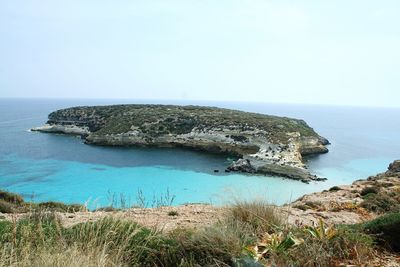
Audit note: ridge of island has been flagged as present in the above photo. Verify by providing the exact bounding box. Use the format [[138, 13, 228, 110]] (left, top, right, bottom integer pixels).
[[32, 104, 330, 182]]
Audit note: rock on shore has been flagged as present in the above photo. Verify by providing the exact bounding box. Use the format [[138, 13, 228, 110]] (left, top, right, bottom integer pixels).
[[32, 104, 329, 181], [286, 160, 400, 225]]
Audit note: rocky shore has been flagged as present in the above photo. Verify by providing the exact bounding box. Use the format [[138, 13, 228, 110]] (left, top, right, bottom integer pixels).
[[32, 104, 329, 182], [2, 160, 399, 231], [285, 159, 400, 225], [1, 160, 399, 266]]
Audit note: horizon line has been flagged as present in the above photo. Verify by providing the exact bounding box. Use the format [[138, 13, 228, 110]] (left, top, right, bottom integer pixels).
[[1, 96, 399, 109]]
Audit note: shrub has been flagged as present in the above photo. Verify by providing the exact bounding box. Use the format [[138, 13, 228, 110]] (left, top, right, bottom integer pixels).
[[304, 201, 322, 210], [360, 213, 400, 252], [293, 204, 310, 211], [360, 187, 379, 196], [64, 217, 181, 266], [167, 210, 179, 216], [257, 225, 374, 266], [37, 202, 86, 212], [329, 186, 342, 192], [93, 206, 120, 212], [0, 200, 15, 213], [172, 220, 255, 266], [360, 193, 400, 214], [228, 200, 282, 235], [0, 190, 24, 205]]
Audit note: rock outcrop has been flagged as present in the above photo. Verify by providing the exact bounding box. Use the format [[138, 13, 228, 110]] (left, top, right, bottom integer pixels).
[[286, 160, 400, 225], [388, 160, 400, 174], [32, 104, 329, 181]]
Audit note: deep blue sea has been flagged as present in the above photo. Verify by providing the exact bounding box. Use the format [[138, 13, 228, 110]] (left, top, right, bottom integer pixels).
[[0, 98, 399, 209]]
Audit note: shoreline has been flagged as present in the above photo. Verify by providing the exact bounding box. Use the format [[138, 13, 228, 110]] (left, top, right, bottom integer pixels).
[[2, 160, 399, 230], [31, 104, 330, 182]]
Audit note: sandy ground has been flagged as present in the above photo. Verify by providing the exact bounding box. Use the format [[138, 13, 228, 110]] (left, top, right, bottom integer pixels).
[[2, 168, 400, 230]]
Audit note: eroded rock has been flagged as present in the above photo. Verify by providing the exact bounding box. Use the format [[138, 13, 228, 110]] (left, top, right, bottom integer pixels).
[[32, 104, 329, 181]]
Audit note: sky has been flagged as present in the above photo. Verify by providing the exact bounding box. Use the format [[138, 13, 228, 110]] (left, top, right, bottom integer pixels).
[[1, 1, 400, 107]]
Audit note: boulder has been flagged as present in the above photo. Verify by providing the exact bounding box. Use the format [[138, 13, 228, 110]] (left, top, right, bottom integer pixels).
[[388, 160, 400, 173], [226, 159, 256, 173]]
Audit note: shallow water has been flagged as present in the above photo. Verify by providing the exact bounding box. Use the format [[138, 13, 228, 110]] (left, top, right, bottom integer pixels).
[[0, 98, 399, 208]]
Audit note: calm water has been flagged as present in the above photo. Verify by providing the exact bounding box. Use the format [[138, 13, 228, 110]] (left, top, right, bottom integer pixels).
[[0, 98, 399, 208]]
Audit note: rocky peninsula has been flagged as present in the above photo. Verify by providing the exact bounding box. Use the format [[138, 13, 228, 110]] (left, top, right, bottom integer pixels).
[[32, 104, 329, 182]]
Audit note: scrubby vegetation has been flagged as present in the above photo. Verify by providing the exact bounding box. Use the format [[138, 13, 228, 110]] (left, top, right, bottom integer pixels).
[[0, 198, 383, 267], [0, 190, 86, 214], [360, 189, 400, 214], [1, 189, 399, 266], [360, 186, 379, 196], [48, 104, 321, 143], [293, 200, 323, 211], [358, 213, 400, 252], [329, 186, 342, 192]]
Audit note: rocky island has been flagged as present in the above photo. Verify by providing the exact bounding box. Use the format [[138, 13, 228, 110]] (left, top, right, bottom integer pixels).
[[32, 104, 329, 182]]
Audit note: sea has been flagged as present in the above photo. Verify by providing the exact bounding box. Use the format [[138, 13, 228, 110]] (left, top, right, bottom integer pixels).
[[0, 98, 399, 209]]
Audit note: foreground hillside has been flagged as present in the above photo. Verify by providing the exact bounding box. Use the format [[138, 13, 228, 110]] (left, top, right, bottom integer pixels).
[[32, 104, 329, 181], [0, 161, 399, 266]]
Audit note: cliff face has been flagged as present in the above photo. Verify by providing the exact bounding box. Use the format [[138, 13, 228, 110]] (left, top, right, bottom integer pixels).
[[32, 104, 329, 182]]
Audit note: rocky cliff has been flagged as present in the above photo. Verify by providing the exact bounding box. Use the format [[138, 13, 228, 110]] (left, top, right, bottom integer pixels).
[[32, 104, 329, 182]]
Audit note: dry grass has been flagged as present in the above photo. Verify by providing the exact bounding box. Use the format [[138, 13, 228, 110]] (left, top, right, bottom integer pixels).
[[227, 200, 283, 235], [0, 199, 383, 267]]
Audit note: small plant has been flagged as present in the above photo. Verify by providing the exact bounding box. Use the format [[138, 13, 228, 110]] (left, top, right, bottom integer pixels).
[[360, 186, 379, 196], [228, 200, 282, 235], [293, 204, 310, 211], [94, 206, 120, 212], [360, 192, 400, 214], [37, 201, 86, 212], [167, 210, 179, 216], [0, 200, 15, 213], [304, 200, 323, 210], [0, 190, 24, 205], [304, 219, 337, 240], [329, 186, 342, 192], [246, 232, 303, 261], [360, 212, 400, 252]]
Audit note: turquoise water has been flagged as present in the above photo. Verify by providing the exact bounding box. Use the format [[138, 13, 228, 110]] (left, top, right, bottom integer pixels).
[[0, 99, 399, 208]]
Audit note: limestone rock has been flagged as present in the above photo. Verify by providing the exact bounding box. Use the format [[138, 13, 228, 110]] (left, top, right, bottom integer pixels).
[[226, 159, 256, 173], [388, 160, 400, 173], [32, 104, 330, 182]]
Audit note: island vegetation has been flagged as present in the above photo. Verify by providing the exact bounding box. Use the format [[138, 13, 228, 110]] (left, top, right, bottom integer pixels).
[[32, 104, 330, 182]]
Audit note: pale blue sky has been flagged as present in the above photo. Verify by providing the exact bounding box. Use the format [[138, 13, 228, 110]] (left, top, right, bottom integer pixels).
[[1, 1, 400, 107]]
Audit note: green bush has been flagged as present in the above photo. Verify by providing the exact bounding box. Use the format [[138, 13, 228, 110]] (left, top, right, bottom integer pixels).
[[360, 187, 379, 196], [293, 204, 310, 211], [329, 186, 342, 192], [167, 210, 179, 216], [361, 213, 400, 252], [360, 192, 400, 214]]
